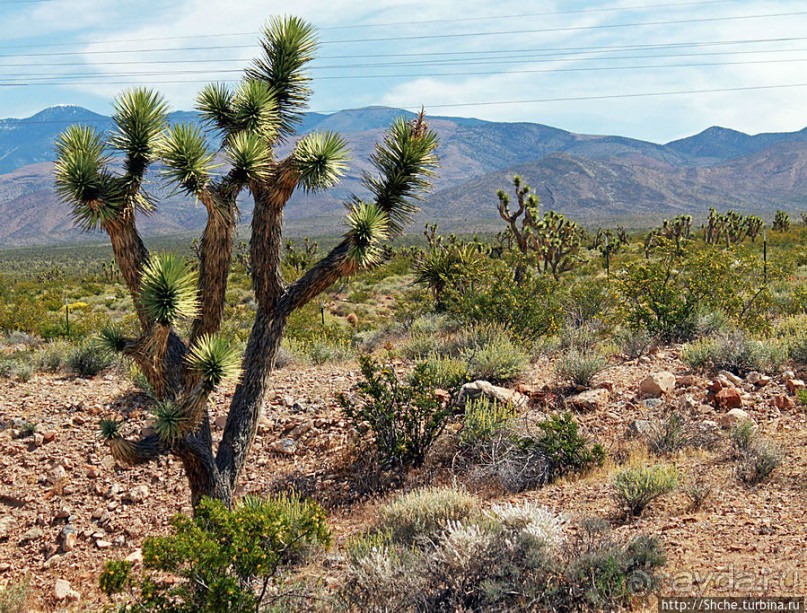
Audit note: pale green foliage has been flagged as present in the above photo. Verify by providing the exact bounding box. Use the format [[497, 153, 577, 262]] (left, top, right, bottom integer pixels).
[[151, 400, 186, 443], [225, 131, 273, 183], [378, 487, 480, 544], [294, 130, 350, 192], [186, 334, 241, 388], [97, 324, 127, 354], [613, 464, 679, 516], [109, 88, 169, 179], [681, 331, 787, 375], [554, 349, 607, 387], [459, 397, 517, 447], [345, 202, 390, 267], [140, 254, 199, 325], [158, 124, 217, 194]]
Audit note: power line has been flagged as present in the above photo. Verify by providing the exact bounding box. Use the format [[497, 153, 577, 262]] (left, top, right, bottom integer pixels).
[[4, 56, 807, 83], [3, 39, 807, 71], [0, 9, 804, 58]]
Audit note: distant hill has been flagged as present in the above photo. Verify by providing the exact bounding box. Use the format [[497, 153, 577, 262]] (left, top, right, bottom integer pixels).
[[0, 105, 805, 246]]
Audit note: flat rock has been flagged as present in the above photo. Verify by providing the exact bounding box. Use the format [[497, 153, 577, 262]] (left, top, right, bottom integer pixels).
[[566, 388, 609, 412], [126, 485, 149, 503], [271, 438, 297, 455], [627, 419, 655, 439], [718, 370, 743, 386], [0, 515, 16, 539], [718, 408, 755, 429], [715, 387, 742, 409], [676, 375, 702, 388], [457, 380, 528, 408], [773, 395, 796, 410], [640, 371, 676, 397], [19, 526, 43, 543], [785, 378, 805, 394]]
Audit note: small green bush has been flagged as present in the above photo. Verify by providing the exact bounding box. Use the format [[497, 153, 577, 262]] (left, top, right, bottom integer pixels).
[[36, 340, 72, 372], [459, 397, 517, 447], [339, 356, 452, 470], [99, 560, 133, 598], [613, 464, 679, 516], [422, 356, 469, 392], [378, 487, 479, 544], [0, 579, 29, 613], [459, 324, 529, 383], [789, 333, 807, 365], [530, 412, 606, 482], [68, 342, 114, 377], [732, 428, 783, 486], [614, 327, 655, 360], [102, 495, 329, 611], [554, 349, 607, 388], [681, 332, 786, 375], [797, 389, 807, 407]]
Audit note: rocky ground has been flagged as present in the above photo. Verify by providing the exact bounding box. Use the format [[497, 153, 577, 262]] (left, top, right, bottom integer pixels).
[[0, 349, 805, 611]]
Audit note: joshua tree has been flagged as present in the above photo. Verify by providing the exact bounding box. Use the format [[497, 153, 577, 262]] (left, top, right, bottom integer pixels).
[[54, 16, 438, 508], [772, 210, 791, 232], [496, 176, 582, 279], [743, 215, 764, 242]]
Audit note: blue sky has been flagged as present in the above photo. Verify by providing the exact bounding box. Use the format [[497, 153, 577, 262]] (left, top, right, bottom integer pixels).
[[0, 0, 805, 142]]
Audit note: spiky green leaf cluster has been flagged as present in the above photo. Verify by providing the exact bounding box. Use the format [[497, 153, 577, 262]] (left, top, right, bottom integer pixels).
[[231, 80, 279, 139], [109, 88, 169, 180], [226, 132, 272, 183], [187, 334, 241, 388], [99, 418, 123, 440], [345, 202, 390, 268], [97, 325, 127, 354], [151, 400, 186, 443], [54, 125, 124, 230], [246, 16, 317, 139], [140, 253, 199, 325], [196, 82, 234, 131], [363, 116, 438, 237], [159, 124, 217, 194], [294, 130, 350, 192]]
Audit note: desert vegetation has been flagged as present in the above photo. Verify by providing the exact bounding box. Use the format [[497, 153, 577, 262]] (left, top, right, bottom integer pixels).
[[0, 13, 805, 613]]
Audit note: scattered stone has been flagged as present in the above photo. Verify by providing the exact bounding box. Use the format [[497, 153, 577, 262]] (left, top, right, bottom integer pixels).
[[746, 372, 763, 385], [434, 388, 452, 404], [32, 432, 44, 447], [105, 483, 121, 499], [566, 388, 609, 412], [715, 387, 743, 409], [47, 464, 67, 484], [95, 539, 113, 549], [785, 378, 805, 394], [42, 430, 57, 443], [718, 408, 755, 429], [457, 380, 528, 408], [53, 579, 80, 602], [0, 563, 10, 572], [718, 370, 743, 386], [707, 379, 724, 393], [19, 526, 43, 543], [60, 525, 77, 553], [627, 419, 655, 439], [773, 395, 796, 410], [642, 397, 664, 409], [126, 485, 150, 503], [271, 438, 297, 455], [639, 371, 676, 397], [214, 414, 228, 429], [288, 421, 312, 440], [0, 515, 16, 539], [676, 375, 702, 388], [125, 549, 143, 564], [596, 381, 615, 392]]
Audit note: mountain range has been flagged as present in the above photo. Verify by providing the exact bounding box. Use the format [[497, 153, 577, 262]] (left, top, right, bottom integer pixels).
[[0, 105, 805, 246]]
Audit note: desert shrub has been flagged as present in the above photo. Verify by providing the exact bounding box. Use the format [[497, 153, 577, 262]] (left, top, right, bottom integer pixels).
[[402, 330, 441, 359], [306, 338, 353, 364], [617, 244, 773, 341], [10, 360, 33, 382], [736, 440, 783, 485], [681, 331, 787, 375], [99, 560, 133, 598], [459, 397, 517, 447], [554, 349, 607, 388], [614, 326, 655, 360], [466, 412, 604, 492], [644, 412, 718, 456], [68, 342, 114, 377], [731, 426, 783, 485], [789, 333, 807, 365], [562, 278, 617, 331], [444, 260, 564, 342], [0, 579, 29, 613], [684, 475, 714, 512], [613, 464, 678, 516], [461, 329, 529, 383], [340, 506, 663, 612], [378, 487, 479, 545], [101, 495, 329, 611], [421, 356, 469, 392], [797, 389, 807, 407], [35, 340, 72, 372], [339, 356, 452, 470]]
